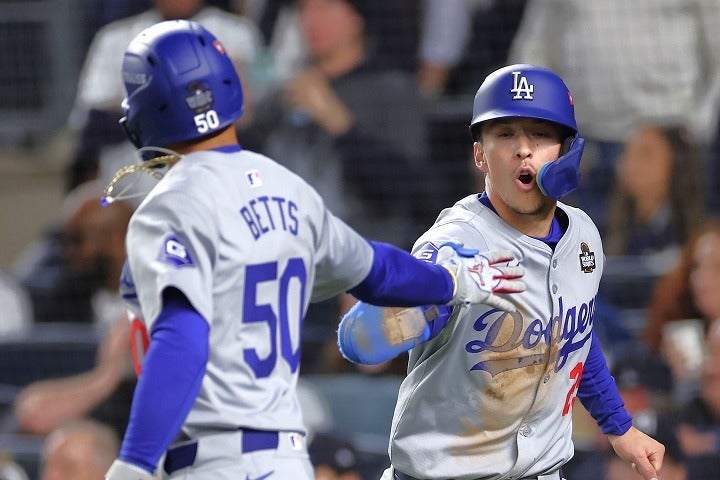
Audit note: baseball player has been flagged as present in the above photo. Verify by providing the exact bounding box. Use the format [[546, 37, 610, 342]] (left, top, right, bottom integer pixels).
[[103, 21, 527, 480], [338, 64, 666, 480]]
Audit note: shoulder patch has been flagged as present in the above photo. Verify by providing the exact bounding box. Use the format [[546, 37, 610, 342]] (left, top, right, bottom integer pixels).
[[415, 244, 440, 263], [579, 242, 596, 273], [160, 235, 195, 267]]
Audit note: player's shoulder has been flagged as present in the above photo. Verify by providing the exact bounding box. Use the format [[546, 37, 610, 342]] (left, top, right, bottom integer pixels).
[[557, 201, 600, 235], [411, 195, 494, 253], [433, 194, 497, 227]]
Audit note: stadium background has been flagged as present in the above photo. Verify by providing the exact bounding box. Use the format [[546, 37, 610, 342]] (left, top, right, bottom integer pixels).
[[0, 0, 719, 479]]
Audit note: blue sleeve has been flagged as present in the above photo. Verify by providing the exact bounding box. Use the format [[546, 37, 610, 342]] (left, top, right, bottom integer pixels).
[[577, 332, 633, 435], [118, 289, 209, 473], [348, 241, 454, 306], [338, 302, 453, 364]]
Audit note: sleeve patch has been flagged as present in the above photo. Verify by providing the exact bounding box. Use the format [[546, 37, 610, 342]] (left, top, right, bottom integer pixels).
[[160, 235, 195, 267], [415, 244, 440, 263]]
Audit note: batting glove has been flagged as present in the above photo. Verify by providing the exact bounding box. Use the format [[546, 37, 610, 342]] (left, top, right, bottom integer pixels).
[[105, 459, 155, 480], [437, 242, 525, 310]]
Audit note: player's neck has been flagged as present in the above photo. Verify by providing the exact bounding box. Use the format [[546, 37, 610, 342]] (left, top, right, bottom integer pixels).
[[167, 127, 239, 155], [486, 190, 556, 237]]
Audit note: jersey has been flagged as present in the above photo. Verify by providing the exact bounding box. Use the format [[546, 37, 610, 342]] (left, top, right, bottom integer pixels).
[[388, 194, 603, 479], [124, 148, 373, 437]]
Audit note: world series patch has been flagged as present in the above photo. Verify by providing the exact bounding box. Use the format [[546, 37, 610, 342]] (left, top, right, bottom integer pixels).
[[579, 242, 595, 273]]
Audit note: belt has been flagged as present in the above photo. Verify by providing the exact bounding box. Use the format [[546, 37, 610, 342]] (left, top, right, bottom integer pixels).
[[164, 428, 280, 475], [394, 469, 562, 480]]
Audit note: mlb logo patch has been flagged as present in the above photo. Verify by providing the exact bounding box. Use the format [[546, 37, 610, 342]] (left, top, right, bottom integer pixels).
[[246, 169, 263, 187], [289, 433, 305, 450]]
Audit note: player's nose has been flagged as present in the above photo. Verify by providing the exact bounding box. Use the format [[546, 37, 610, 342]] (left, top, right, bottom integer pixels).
[[514, 136, 533, 160]]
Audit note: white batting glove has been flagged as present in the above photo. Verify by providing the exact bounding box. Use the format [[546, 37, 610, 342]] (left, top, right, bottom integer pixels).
[[437, 243, 525, 310], [105, 459, 156, 480]]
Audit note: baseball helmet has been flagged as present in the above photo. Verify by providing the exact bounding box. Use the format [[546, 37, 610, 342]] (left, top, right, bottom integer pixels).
[[120, 20, 244, 150], [470, 64, 577, 138], [469, 64, 584, 199]]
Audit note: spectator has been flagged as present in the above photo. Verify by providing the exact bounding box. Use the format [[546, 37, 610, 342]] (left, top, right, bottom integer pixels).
[[39, 419, 119, 480], [674, 318, 720, 479], [308, 431, 362, 480], [643, 219, 720, 354], [642, 219, 720, 404], [256, 0, 471, 98], [414, 0, 471, 98], [509, 0, 720, 223], [445, 0, 528, 96], [67, 0, 263, 198], [0, 270, 32, 338], [13, 316, 134, 436], [603, 125, 704, 271], [243, 0, 439, 249], [13, 180, 134, 327]]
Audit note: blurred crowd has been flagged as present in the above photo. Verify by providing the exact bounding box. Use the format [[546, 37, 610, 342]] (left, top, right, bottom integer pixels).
[[1, 0, 720, 479]]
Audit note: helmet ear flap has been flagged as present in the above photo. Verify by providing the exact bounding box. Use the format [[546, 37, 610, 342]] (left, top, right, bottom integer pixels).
[[120, 116, 142, 149], [537, 134, 585, 199], [469, 123, 482, 143]]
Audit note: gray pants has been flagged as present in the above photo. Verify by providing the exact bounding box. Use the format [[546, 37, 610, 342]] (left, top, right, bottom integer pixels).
[[164, 430, 314, 480]]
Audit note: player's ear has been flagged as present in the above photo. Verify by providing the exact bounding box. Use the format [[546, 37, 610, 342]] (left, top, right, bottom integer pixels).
[[473, 143, 488, 173]]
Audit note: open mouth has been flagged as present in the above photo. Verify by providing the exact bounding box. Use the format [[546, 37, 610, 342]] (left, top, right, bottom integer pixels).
[[519, 173, 533, 185]]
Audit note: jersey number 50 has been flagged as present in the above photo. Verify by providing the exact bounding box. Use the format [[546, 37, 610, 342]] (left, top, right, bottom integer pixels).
[[244, 259, 306, 378], [194, 110, 220, 134]]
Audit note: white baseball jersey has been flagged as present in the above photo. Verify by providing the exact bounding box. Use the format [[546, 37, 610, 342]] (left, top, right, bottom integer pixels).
[[125, 149, 373, 437], [389, 194, 602, 479]]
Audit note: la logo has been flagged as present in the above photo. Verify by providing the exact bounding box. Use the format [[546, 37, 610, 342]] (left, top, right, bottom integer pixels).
[[510, 71, 534, 100]]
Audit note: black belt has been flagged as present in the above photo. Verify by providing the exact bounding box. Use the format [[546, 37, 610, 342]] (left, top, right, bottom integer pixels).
[[164, 428, 279, 475]]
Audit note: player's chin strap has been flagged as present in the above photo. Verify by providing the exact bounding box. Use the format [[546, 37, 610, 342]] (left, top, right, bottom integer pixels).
[[105, 459, 155, 480], [537, 134, 585, 200], [101, 146, 183, 207]]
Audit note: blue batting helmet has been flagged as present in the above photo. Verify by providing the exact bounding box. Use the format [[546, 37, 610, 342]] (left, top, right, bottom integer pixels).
[[469, 64, 577, 139], [120, 20, 244, 149], [470, 64, 585, 199]]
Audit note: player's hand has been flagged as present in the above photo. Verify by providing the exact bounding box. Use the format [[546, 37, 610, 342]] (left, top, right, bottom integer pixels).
[[437, 242, 525, 310], [285, 68, 353, 135], [608, 426, 665, 480], [105, 459, 156, 480]]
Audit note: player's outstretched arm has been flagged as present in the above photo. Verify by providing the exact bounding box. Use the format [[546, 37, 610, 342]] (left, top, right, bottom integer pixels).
[[608, 426, 665, 480], [348, 241, 525, 308], [339, 242, 525, 365]]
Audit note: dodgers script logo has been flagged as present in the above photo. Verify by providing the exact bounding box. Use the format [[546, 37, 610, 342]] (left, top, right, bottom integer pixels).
[[465, 296, 595, 376], [510, 71, 534, 100]]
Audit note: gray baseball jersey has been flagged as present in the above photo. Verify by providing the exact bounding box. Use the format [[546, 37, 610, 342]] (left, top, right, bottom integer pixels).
[[388, 194, 602, 480], [125, 149, 373, 438]]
